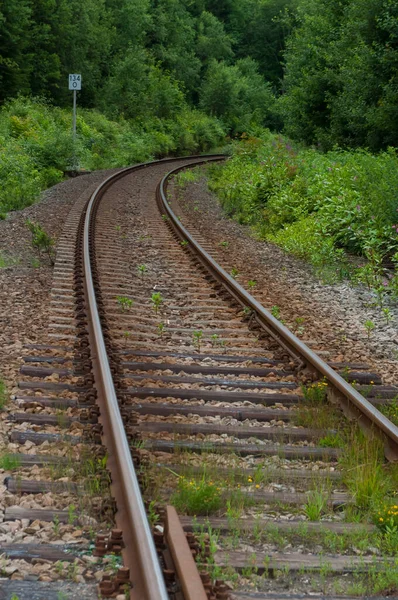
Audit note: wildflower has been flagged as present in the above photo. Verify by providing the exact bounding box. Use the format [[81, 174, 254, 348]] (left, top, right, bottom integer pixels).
[[255, 484, 260, 489], [356, 205, 361, 211]]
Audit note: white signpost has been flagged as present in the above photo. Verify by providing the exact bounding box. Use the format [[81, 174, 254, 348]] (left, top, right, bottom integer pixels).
[[69, 74, 81, 167]]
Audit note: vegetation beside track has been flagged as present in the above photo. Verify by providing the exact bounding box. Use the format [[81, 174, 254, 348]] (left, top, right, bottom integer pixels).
[[142, 380, 398, 596], [207, 132, 398, 295], [0, 97, 225, 217]]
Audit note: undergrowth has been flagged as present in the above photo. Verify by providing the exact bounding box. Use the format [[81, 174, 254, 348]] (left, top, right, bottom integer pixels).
[[0, 97, 225, 216], [208, 131, 398, 295]]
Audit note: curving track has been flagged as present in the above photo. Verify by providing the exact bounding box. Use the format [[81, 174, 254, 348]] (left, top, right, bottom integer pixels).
[[6, 155, 398, 599]]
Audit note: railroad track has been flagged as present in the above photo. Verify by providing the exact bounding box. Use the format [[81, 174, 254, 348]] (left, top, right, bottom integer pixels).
[[3, 156, 398, 599]]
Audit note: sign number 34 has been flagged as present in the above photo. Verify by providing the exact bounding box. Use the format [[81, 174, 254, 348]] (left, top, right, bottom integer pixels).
[[69, 74, 82, 90]]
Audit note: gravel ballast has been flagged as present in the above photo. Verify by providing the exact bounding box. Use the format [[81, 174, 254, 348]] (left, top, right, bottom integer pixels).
[[171, 173, 398, 384]]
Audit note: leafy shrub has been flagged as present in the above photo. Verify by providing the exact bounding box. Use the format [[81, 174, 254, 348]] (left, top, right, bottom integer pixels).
[[268, 216, 344, 267], [0, 98, 226, 216], [0, 139, 42, 213], [209, 132, 398, 289]]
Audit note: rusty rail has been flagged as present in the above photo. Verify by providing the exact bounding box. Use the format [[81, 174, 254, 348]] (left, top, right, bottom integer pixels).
[[82, 156, 224, 599], [164, 506, 208, 600], [158, 162, 398, 462]]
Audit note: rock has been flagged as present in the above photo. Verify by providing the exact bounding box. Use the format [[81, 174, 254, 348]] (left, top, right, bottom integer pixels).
[[4, 565, 19, 575], [82, 555, 98, 565], [24, 526, 40, 535], [71, 529, 83, 538]]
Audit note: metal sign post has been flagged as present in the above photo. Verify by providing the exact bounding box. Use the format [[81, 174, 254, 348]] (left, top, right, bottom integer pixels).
[[69, 74, 81, 169]]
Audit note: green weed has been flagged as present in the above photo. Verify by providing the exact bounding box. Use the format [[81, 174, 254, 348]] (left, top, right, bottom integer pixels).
[[364, 319, 375, 339], [138, 264, 148, 275], [175, 168, 201, 188], [382, 307, 392, 325], [0, 253, 19, 268], [116, 296, 133, 312], [340, 431, 396, 517], [26, 219, 55, 265], [380, 398, 398, 426], [0, 454, 20, 470], [192, 330, 203, 352], [271, 305, 284, 323], [171, 475, 222, 516], [151, 292, 163, 314], [318, 433, 344, 448], [0, 379, 7, 410], [375, 503, 398, 534], [304, 490, 328, 521]]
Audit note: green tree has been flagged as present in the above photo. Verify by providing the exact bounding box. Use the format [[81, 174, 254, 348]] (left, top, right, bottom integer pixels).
[[280, 0, 398, 149], [101, 46, 185, 120], [196, 11, 234, 64], [106, 0, 151, 50], [148, 0, 201, 96], [234, 0, 298, 86], [0, 0, 32, 102], [25, 0, 61, 99], [200, 58, 278, 132], [49, 0, 112, 107]]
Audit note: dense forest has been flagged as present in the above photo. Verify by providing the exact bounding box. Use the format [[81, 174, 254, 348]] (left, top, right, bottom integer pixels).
[[1, 0, 397, 148]]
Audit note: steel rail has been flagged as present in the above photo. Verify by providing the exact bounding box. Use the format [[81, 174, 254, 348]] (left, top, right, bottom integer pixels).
[[158, 162, 398, 462], [82, 155, 225, 599], [164, 506, 208, 600]]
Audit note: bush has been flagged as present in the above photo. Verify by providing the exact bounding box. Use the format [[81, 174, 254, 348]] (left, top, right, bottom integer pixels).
[[208, 132, 398, 283], [0, 97, 226, 215], [268, 216, 344, 267]]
